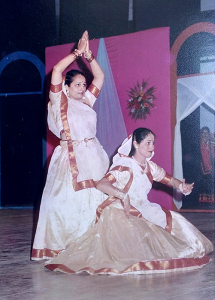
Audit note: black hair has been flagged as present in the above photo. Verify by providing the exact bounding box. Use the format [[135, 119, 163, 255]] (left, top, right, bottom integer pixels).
[[200, 126, 210, 133], [128, 127, 155, 157], [64, 69, 86, 87]]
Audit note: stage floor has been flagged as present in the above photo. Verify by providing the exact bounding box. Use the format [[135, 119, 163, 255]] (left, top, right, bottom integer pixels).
[[0, 209, 214, 300]]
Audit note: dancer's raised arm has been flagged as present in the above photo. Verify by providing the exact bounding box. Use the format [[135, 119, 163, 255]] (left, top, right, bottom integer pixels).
[[51, 31, 87, 85], [51, 30, 104, 90], [84, 31, 105, 90]]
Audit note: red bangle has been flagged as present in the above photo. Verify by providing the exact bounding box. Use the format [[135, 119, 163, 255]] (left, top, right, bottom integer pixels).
[[72, 49, 82, 59], [84, 50, 95, 63]]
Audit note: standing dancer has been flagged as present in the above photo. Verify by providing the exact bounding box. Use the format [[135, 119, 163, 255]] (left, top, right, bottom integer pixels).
[[31, 31, 109, 260]]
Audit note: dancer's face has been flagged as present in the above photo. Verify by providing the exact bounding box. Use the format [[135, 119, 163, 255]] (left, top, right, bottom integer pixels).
[[201, 129, 209, 143], [134, 133, 155, 160], [67, 74, 87, 100]]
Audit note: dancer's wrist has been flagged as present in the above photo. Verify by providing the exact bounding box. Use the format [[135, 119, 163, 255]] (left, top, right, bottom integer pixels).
[[114, 189, 127, 202], [71, 49, 82, 59], [84, 50, 95, 63]]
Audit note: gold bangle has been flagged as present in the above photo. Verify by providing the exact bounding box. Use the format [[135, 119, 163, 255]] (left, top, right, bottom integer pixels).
[[84, 50, 92, 59], [84, 50, 95, 63], [87, 54, 95, 63], [72, 49, 82, 59]]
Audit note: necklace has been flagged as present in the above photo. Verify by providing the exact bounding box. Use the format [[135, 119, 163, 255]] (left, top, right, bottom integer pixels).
[[132, 156, 146, 167]]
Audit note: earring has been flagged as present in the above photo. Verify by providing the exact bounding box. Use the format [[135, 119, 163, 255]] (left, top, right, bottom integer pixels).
[[135, 146, 138, 149], [66, 90, 69, 97]]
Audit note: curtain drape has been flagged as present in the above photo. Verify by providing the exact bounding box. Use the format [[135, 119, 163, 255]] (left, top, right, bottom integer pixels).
[[94, 38, 127, 159], [173, 73, 215, 209]]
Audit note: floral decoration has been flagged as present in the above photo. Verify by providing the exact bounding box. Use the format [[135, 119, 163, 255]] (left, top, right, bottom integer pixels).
[[127, 80, 156, 120]]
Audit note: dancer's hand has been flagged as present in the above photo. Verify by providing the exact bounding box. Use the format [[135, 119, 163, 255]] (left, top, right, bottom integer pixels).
[[77, 31, 88, 54], [84, 31, 91, 55], [179, 179, 194, 196], [123, 195, 130, 219]]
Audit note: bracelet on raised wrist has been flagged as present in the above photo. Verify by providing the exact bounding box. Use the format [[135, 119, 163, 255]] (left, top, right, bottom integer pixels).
[[84, 50, 95, 63], [72, 49, 82, 59]]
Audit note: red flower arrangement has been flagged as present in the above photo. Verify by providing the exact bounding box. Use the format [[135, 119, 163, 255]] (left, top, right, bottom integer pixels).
[[127, 80, 156, 120]]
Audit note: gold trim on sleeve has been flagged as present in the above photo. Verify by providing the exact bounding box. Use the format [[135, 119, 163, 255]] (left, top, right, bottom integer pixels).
[[50, 82, 62, 93], [104, 173, 116, 184], [160, 172, 172, 184], [88, 83, 100, 98]]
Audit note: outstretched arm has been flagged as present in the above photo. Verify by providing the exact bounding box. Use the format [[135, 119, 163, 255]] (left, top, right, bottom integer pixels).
[[96, 178, 130, 218]]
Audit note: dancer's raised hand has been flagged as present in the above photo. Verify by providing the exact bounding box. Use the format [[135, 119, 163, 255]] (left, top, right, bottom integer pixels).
[[77, 31, 88, 54]]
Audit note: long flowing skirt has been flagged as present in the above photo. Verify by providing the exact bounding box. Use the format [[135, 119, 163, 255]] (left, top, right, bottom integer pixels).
[[45, 205, 213, 275], [31, 141, 108, 260]]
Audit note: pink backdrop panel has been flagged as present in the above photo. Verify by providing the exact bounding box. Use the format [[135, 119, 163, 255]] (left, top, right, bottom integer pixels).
[[104, 28, 171, 208], [45, 28, 172, 209]]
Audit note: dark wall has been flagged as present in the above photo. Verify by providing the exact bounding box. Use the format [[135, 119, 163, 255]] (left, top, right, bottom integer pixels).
[[1, 0, 56, 62], [59, 0, 130, 44], [2, 1, 215, 62], [177, 32, 215, 76], [134, 0, 215, 46], [1, 0, 214, 207]]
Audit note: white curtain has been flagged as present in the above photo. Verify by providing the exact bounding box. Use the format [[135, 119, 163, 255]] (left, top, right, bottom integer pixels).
[[173, 73, 215, 209]]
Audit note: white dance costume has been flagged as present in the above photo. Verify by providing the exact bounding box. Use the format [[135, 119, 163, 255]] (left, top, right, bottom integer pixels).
[[45, 135, 213, 274], [31, 82, 109, 260]]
